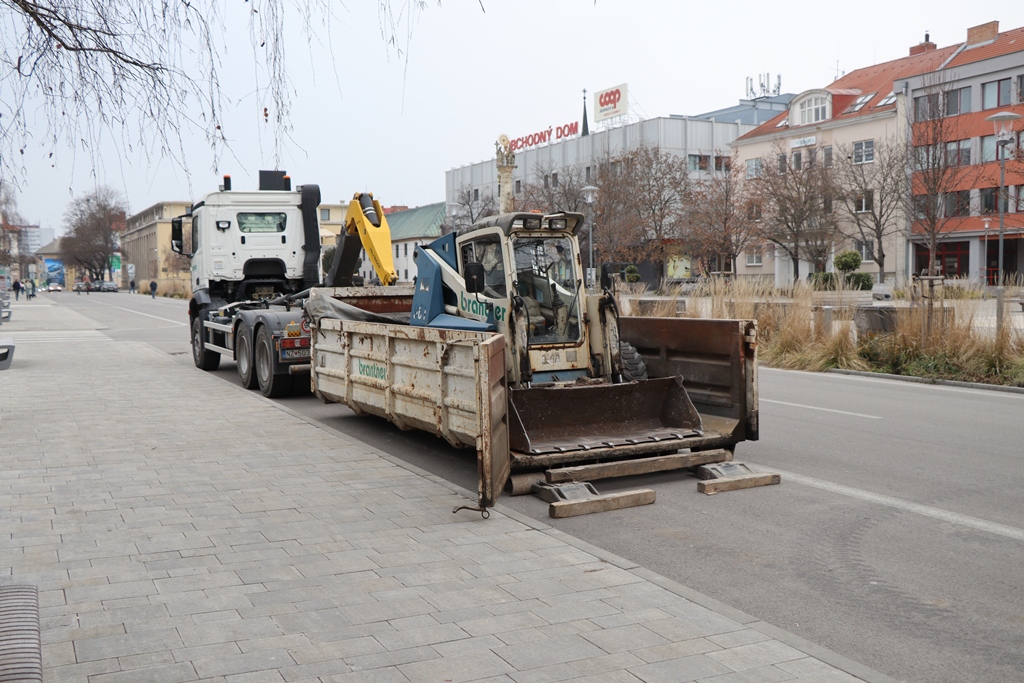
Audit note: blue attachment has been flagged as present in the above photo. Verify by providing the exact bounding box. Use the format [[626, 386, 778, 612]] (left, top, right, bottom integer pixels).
[[530, 369, 589, 384], [410, 245, 445, 327], [426, 233, 458, 271], [426, 314, 494, 332]]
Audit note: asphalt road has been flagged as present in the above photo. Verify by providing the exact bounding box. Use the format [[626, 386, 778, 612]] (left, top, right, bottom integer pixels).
[[43, 290, 1024, 683]]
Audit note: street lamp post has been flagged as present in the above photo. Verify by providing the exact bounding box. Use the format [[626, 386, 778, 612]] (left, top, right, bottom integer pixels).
[[984, 111, 1022, 334], [581, 185, 599, 289]]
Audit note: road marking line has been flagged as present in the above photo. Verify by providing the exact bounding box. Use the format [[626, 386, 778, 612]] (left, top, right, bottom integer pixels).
[[760, 398, 882, 419], [90, 301, 186, 326], [761, 366, 1024, 400], [754, 466, 1024, 542]]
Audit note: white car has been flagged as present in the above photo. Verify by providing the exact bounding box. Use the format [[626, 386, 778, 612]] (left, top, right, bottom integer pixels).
[[47, 283, 62, 292]]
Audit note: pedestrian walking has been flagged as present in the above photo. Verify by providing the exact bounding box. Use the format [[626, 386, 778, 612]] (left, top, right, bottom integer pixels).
[[149, 280, 157, 299], [12, 280, 21, 300], [27, 280, 35, 299], [129, 279, 136, 294]]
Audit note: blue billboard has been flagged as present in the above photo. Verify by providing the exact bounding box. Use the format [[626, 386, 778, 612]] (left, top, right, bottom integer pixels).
[[44, 258, 64, 285]]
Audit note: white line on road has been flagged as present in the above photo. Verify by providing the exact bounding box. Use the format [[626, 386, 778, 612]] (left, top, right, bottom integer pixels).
[[753, 465, 1024, 542], [761, 366, 1024, 401], [760, 398, 882, 419], [90, 301, 186, 326]]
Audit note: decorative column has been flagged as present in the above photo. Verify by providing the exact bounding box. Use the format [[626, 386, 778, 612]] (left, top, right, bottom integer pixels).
[[495, 134, 517, 214]]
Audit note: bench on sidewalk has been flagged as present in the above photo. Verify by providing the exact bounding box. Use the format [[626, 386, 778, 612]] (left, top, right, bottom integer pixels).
[[0, 584, 41, 682], [0, 339, 14, 371]]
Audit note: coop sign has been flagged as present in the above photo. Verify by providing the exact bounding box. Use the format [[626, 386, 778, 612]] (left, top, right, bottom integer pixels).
[[508, 122, 580, 152]]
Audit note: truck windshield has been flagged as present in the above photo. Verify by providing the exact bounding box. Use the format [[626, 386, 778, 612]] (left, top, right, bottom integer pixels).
[[512, 236, 582, 346], [238, 212, 287, 233]]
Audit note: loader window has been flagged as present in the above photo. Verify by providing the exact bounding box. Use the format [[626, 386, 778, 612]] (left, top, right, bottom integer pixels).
[[237, 212, 287, 233], [460, 235, 507, 299], [513, 236, 582, 346]]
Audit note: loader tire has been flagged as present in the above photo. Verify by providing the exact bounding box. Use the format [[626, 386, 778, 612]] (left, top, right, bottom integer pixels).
[[619, 341, 648, 382]]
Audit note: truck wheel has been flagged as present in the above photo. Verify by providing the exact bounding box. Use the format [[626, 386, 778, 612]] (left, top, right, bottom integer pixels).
[[192, 314, 221, 371], [235, 323, 258, 389], [255, 325, 293, 398], [619, 341, 648, 382]]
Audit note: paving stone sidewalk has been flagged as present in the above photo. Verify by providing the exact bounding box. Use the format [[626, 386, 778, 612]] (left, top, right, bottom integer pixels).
[[0, 300, 892, 683]]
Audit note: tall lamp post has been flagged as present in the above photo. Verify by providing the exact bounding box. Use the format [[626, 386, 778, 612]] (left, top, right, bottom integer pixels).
[[581, 185, 599, 289], [984, 111, 1022, 334]]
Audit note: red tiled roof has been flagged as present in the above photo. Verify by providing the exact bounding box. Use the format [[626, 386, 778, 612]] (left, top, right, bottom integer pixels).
[[738, 44, 959, 141], [945, 25, 1024, 67]]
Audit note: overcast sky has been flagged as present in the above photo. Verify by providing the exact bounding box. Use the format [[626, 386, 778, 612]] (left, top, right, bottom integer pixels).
[[13, 0, 1024, 234]]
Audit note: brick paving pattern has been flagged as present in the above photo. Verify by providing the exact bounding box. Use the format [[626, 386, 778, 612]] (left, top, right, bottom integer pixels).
[[0, 299, 887, 682]]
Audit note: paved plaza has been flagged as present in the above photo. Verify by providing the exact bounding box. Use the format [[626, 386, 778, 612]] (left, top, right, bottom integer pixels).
[[0, 297, 892, 682]]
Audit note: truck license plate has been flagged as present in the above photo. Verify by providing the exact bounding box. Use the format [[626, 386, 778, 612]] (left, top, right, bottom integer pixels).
[[281, 348, 310, 360]]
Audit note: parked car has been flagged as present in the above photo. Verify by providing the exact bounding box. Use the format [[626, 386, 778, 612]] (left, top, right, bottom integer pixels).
[[47, 283, 62, 292], [99, 281, 118, 292], [72, 282, 85, 292]]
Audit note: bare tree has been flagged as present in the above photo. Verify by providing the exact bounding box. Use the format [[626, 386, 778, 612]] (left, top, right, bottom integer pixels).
[[833, 137, 907, 279], [593, 145, 691, 265], [902, 74, 984, 277], [0, 1, 436, 186], [752, 142, 839, 282], [686, 153, 758, 275], [0, 180, 24, 267], [60, 187, 127, 281], [448, 185, 497, 232]]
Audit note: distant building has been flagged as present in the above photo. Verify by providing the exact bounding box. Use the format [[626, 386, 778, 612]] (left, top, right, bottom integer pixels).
[[121, 201, 193, 295], [19, 225, 54, 255], [445, 96, 794, 283]]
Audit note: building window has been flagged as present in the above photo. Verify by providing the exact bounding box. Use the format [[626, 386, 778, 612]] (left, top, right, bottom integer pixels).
[[792, 151, 802, 170], [585, 166, 591, 182], [843, 93, 875, 114], [982, 78, 1011, 109], [395, 244, 399, 257], [854, 190, 874, 213], [551, 172, 558, 188], [1017, 185, 1024, 212], [914, 93, 940, 121], [473, 188, 479, 201], [877, 92, 897, 107], [777, 154, 787, 172], [980, 187, 1008, 214], [1019, 76, 1024, 103], [746, 203, 762, 221], [807, 149, 817, 167], [798, 96, 827, 124], [981, 134, 1015, 162], [745, 158, 762, 179], [823, 146, 833, 167], [320, 208, 330, 221], [823, 196, 833, 214], [853, 140, 874, 164], [404, 269, 408, 280], [746, 251, 763, 266], [945, 86, 971, 116], [715, 156, 730, 171], [404, 243, 408, 257], [515, 179, 521, 194], [944, 190, 970, 217], [914, 194, 936, 219], [610, 161, 621, 176], [688, 155, 710, 171], [945, 139, 970, 166], [856, 239, 875, 262]]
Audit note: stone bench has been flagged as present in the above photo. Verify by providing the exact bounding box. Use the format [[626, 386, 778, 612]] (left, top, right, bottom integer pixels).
[[0, 584, 41, 682], [0, 339, 14, 371]]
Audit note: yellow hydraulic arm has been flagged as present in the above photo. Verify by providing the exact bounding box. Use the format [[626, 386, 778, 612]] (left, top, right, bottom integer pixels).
[[344, 192, 397, 286]]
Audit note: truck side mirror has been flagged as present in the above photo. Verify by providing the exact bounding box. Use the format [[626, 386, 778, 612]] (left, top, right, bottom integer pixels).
[[464, 262, 485, 294], [171, 218, 183, 254]]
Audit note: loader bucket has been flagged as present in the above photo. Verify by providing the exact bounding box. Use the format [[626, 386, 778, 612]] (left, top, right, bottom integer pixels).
[[508, 376, 703, 456]]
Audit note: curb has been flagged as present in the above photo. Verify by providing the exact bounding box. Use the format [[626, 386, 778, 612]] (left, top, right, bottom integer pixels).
[[246, 368, 900, 683], [826, 368, 1024, 395]]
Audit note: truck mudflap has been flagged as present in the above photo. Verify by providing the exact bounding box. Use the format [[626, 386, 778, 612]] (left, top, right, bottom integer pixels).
[[507, 377, 702, 456]]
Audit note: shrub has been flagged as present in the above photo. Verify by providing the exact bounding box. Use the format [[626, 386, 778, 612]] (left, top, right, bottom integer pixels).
[[834, 250, 862, 274], [846, 272, 874, 290], [810, 272, 837, 290], [624, 265, 641, 283]]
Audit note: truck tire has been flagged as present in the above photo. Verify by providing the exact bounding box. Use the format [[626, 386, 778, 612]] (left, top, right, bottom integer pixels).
[[619, 341, 648, 382], [255, 325, 293, 398], [192, 314, 221, 371], [235, 323, 258, 389]]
